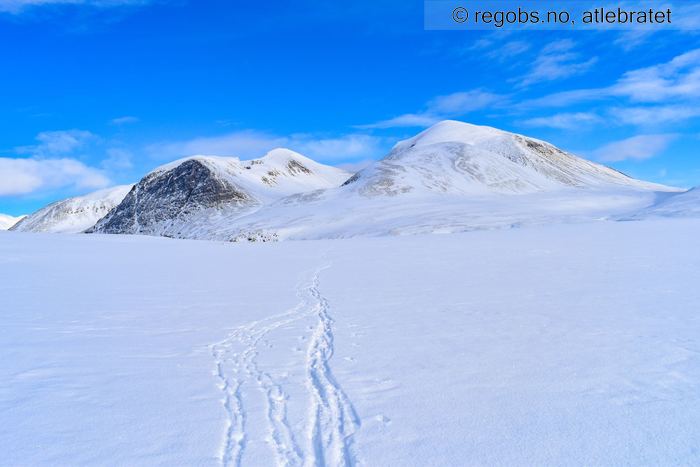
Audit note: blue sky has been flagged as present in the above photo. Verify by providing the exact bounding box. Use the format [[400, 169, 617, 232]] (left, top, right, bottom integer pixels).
[[1, 0, 700, 215]]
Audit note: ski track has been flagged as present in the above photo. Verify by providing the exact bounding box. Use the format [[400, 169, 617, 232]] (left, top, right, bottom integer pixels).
[[305, 269, 361, 467], [210, 261, 360, 467]]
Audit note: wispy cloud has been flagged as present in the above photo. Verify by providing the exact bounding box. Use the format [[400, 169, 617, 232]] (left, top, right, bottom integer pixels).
[[485, 40, 531, 62], [359, 113, 440, 130], [359, 90, 506, 129], [592, 134, 677, 162], [523, 48, 700, 109], [293, 133, 386, 161], [101, 147, 134, 170], [522, 112, 602, 130], [145, 130, 388, 163], [613, 31, 655, 51], [609, 105, 700, 126], [612, 4, 700, 50], [613, 49, 700, 103], [15, 129, 97, 157], [110, 115, 139, 126], [0, 0, 152, 13], [518, 39, 597, 87], [5, 129, 130, 196], [0, 157, 109, 196], [463, 36, 532, 63], [146, 130, 286, 160]]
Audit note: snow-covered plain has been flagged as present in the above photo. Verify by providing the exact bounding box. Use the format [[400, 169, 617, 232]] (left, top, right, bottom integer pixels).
[[2, 219, 700, 466]]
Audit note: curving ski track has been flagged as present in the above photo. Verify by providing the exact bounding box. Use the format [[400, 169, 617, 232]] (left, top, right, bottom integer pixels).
[[211, 262, 360, 467], [304, 269, 361, 467]]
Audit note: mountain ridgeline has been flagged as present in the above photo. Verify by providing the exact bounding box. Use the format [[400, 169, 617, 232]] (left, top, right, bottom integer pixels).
[[8, 121, 694, 241], [341, 121, 662, 196], [88, 149, 351, 239], [10, 185, 132, 234]]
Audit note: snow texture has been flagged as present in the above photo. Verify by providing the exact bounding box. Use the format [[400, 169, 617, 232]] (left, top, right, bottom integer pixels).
[[630, 186, 700, 219], [2, 218, 700, 466], [89, 149, 350, 239], [11, 185, 132, 233], [215, 121, 681, 241], [0, 214, 24, 230], [15, 122, 684, 241]]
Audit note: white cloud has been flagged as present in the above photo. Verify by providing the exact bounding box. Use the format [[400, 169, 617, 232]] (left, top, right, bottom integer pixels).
[[2, 129, 112, 196], [145, 130, 287, 160], [110, 116, 139, 125], [360, 90, 505, 129], [519, 39, 598, 87], [519, 88, 606, 109], [427, 91, 503, 114], [15, 129, 96, 157], [0, 157, 110, 196], [612, 3, 700, 47], [522, 48, 700, 110], [612, 49, 700, 103], [610, 105, 700, 125], [357, 113, 441, 130], [0, 0, 150, 13], [592, 134, 677, 162], [484, 40, 531, 62], [101, 148, 134, 170], [522, 112, 602, 129], [292, 134, 386, 161], [146, 130, 387, 163], [613, 31, 655, 51]]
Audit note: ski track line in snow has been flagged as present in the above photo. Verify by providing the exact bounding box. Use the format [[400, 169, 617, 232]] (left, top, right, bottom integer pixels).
[[305, 266, 361, 467], [210, 261, 360, 467]]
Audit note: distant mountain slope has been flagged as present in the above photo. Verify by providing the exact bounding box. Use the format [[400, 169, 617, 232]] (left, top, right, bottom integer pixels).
[[342, 121, 666, 196], [631, 187, 700, 219], [11, 185, 132, 234], [0, 214, 25, 230], [20, 121, 679, 242], [222, 121, 679, 240], [89, 149, 351, 238]]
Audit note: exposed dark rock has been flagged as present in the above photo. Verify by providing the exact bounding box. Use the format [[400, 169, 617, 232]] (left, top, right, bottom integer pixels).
[[90, 159, 252, 234]]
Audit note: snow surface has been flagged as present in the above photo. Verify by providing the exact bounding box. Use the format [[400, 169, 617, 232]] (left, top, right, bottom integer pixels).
[[151, 149, 351, 202], [631, 187, 700, 219], [2, 218, 700, 466], [220, 186, 669, 241], [0, 214, 24, 230], [10, 185, 133, 233]]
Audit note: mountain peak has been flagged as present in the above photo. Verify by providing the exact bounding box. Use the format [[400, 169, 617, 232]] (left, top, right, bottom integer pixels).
[[10, 185, 132, 233], [259, 147, 306, 162], [395, 120, 507, 151], [0, 213, 26, 231], [343, 120, 673, 197], [89, 149, 350, 238]]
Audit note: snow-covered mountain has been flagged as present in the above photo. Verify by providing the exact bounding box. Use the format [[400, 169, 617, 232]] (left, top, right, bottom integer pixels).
[[342, 120, 666, 196], [14, 121, 683, 241], [0, 214, 25, 230], [11, 185, 133, 234], [220, 121, 679, 240], [632, 187, 700, 219], [89, 149, 351, 238]]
